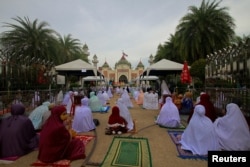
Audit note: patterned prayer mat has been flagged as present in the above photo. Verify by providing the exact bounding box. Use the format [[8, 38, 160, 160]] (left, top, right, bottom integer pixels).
[[30, 134, 95, 167], [100, 136, 152, 167], [155, 116, 187, 130], [159, 122, 186, 130], [168, 130, 207, 160]]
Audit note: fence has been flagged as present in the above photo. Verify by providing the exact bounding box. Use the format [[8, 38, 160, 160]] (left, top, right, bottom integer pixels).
[[0, 89, 59, 115]]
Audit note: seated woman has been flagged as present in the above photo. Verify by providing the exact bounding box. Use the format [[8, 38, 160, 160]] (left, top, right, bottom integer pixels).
[[0, 104, 39, 158], [180, 105, 219, 155], [89, 91, 109, 113], [214, 103, 250, 151], [116, 98, 134, 131], [179, 91, 193, 115], [38, 105, 85, 163], [188, 93, 217, 123], [72, 97, 96, 133], [156, 96, 181, 128], [121, 89, 133, 108], [28, 101, 51, 131], [136, 89, 144, 105], [107, 106, 128, 135]]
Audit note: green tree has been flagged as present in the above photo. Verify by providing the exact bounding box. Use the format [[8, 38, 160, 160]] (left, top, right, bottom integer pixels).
[[175, 0, 235, 62], [154, 34, 182, 63], [190, 58, 206, 84], [0, 16, 58, 89], [56, 34, 88, 64], [0, 16, 57, 65]]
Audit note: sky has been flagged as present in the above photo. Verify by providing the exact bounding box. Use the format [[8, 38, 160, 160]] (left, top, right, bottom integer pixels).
[[1, 0, 250, 69]]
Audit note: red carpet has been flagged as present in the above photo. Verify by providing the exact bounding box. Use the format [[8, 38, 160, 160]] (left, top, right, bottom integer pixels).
[[31, 135, 95, 167]]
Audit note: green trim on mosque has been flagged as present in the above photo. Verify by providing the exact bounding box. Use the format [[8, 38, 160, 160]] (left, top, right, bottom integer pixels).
[[102, 61, 110, 68], [115, 56, 132, 68], [136, 61, 144, 68]]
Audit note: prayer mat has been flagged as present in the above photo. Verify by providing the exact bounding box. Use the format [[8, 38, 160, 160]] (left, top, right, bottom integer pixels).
[[100, 136, 152, 167], [75, 134, 95, 146], [30, 135, 95, 167], [159, 122, 186, 130], [0, 156, 19, 164], [168, 130, 207, 160], [155, 116, 186, 130]]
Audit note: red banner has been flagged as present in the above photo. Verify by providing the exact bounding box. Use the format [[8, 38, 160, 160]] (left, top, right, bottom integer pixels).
[[181, 61, 191, 84]]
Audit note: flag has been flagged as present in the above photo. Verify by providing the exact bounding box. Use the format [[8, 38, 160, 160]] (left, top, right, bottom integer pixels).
[[122, 51, 128, 57], [181, 61, 191, 84]]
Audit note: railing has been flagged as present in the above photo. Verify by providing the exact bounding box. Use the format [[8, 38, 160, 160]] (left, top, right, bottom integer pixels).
[[205, 87, 250, 117], [0, 89, 59, 115]]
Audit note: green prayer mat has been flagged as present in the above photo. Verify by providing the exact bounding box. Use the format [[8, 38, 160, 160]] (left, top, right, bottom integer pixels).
[[101, 136, 152, 167]]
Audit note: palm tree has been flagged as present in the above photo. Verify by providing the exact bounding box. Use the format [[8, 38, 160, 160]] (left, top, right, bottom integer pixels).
[[154, 34, 183, 63], [56, 34, 88, 64], [175, 0, 235, 62], [0, 16, 58, 88], [1, 16, 57, 65]]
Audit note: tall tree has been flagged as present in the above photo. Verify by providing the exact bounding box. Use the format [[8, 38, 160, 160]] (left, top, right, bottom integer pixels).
[[154, 34, 183, 63], [57, 34, 88, 64], [175, 0, 235, 62], [0, 17, 58, 88], [0, 16, 57, 65]]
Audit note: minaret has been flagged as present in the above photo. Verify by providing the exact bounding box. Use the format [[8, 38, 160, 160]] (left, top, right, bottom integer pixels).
[[148, 54, 154, 65], [92, 54, 99, 68], [82, 43, 90, 57]]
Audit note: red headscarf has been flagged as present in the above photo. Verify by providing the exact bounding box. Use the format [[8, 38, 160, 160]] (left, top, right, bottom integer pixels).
[[108, 106, 126, 125], [38, 105, 71, 163], [198, 94, 217, 122]]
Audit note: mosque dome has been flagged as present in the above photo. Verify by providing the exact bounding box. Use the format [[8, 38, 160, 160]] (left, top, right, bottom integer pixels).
[[102, 61, 110, 68], [115, 55, 131, 68], [136, 60, 144, 68]]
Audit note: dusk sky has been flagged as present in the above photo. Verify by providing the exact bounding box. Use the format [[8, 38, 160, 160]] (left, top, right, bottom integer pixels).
[[1, 0, 250, 68]]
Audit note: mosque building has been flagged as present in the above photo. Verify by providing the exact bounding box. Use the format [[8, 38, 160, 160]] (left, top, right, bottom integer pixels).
[[91, 52, 154, 86]]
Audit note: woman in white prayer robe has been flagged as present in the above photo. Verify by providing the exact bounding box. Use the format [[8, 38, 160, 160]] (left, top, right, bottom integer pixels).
[[214, 103, 250, 151], [56, 90, 64, 104], [97, 90, 106, 106], [133, 87, 140, 101], [102, 91, 110, 103], [116, 98, 134, 131], [180, 105, 219, 155], [156, 97, 180, 128], [72, 97, 96, 133], [107, 87, 113, 98], [121, 89, 133, 108]]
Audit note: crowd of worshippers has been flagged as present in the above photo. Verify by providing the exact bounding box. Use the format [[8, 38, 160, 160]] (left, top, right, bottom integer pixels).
[[1, 85, 250, 164]]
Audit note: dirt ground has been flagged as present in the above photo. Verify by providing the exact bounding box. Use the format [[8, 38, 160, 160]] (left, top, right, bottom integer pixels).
[[0, 93, 207, 167]]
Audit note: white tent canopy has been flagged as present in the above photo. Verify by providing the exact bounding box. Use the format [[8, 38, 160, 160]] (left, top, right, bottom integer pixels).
[[132, 76, 159, 82], [82, 76, 105, 81], [55, 59, 99, 76], [142, 59, 190, 76]]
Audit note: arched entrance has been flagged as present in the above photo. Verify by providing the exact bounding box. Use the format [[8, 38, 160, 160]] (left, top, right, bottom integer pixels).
[[119, 75, 128, 84]]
